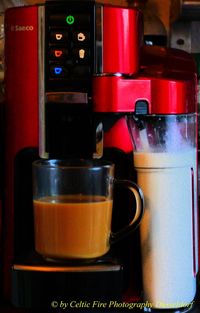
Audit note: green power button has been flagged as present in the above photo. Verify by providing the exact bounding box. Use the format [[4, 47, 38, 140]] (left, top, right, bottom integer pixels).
[[66, 15, 75, 25]]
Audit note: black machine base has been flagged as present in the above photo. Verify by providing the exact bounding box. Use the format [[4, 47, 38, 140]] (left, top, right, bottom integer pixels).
[[11, 258, 123, 310]]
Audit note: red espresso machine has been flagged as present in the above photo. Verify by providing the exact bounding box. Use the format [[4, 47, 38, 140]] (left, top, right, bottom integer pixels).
[[3, 0, 198, 311], [3, 1, 143, 309]]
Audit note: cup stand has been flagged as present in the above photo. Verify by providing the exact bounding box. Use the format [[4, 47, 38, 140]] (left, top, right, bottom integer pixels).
[[11, 252, 123, 310]]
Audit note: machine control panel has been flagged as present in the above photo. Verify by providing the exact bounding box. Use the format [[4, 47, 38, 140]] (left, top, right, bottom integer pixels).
[[45, 2, 95, 92]]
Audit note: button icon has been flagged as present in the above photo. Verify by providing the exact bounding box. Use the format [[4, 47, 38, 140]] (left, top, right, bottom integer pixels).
[[73, 31, 89, 44], [77, 32, 86, 42], [72, 48, 89, 62], [54, 67, 63, 75], [56, 34, 63, 40], [50, 30, 68, 43], [55, 33, 63, 41], [66, 15, 75, 25], [79, 49, 85, 59], [54, 50, 63, 58], [50, 48, 68, 59], [50, 65, 68, 77]]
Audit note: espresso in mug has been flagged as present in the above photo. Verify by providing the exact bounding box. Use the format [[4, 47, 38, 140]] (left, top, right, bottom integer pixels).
[[34, 194, 113, 259]]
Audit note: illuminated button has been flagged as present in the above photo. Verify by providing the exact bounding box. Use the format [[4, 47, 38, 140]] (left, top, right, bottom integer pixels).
[[50, 65, 68, 77], [50, 30, 68, 43], [55, 50, 63, 58], [73, 31, 90, 44], [72, 48, 90, 61], [49, 48, 68, 59], [79, 49, 85, 59], [66, 15, 75, 25], [49, 14, 90, 27], [54, 67, 63, 75], [78, 32, 85, 41], [56, 34, 63, 40]]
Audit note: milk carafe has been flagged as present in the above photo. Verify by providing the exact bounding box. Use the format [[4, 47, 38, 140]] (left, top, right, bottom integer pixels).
[[127, 114, 198, 311]]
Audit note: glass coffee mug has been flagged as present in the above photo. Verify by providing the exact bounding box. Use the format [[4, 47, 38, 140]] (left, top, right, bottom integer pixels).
[[32, 159, 144, 261]]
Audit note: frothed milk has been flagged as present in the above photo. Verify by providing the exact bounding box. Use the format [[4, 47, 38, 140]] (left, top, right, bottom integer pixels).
[[134, 149, 197, 309]]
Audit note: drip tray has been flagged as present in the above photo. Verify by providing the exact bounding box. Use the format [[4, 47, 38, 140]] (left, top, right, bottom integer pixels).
[[11, 257, 123, 310]]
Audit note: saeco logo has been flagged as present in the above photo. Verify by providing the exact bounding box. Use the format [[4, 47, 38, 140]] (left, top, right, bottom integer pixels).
[[10, 25, 34, 31]]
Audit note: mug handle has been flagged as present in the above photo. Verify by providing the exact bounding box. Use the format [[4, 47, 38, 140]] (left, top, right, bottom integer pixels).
[[110, 179, 144, 245]]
